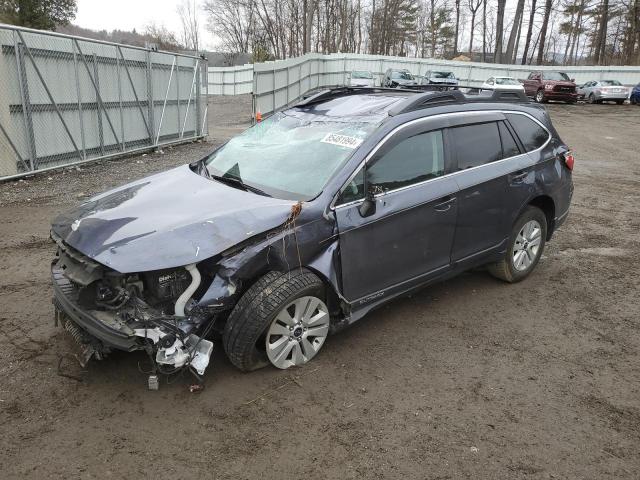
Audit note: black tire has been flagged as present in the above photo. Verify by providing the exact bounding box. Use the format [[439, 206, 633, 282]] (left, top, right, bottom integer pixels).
[[588, 94, 596, 104], [223, 269, 326, 372], [631, 96, 637, 105], [615, 100, 624, 105], [535, 90, 545, 103], [488, 206, 548, 283]]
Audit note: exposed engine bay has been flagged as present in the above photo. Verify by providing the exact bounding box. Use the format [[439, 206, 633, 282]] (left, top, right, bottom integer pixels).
[[51, 232, 216, 385]]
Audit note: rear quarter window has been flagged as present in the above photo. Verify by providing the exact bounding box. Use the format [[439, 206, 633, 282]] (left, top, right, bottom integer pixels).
[[505, 113, 550, 152]]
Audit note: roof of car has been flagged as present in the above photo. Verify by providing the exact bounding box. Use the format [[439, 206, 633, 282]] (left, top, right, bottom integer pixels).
[[294, 87, 530, 118], [291, 93, 411, 123]]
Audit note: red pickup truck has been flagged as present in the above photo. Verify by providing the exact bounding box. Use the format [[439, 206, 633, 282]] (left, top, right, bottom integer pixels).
[[521, 71, 578, 104]]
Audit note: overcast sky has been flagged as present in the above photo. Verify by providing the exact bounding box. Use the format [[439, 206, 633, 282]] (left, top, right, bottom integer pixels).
[[75, 0, 216, 49]]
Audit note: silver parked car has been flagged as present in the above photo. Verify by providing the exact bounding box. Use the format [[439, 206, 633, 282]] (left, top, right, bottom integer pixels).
[[577, 80, 628, 104], [420, 70, 458, 86], [348, 70, 375, 87]]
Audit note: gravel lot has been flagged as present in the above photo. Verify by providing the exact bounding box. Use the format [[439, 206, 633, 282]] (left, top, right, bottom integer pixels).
[[0, 98, 639, 479]]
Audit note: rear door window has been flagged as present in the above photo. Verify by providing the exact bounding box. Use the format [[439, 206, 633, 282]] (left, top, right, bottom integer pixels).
[[505, 113, 550, 152], [450, 122, 502, 170]]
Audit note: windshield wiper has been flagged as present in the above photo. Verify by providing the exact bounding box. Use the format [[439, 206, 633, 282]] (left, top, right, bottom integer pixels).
[[209, 173, 271, 197]]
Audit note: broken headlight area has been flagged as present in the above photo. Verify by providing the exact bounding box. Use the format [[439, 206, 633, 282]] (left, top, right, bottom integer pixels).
[[51, 239, 220, 381]]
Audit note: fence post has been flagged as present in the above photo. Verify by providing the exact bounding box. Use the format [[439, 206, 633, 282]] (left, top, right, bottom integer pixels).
[[146, 50, 155, 146], [115, 45, 125, 151], [13, 33, 36, 171], [195, 59, 202, 137], [72, 40, 87, 159], [93, 53, 105, 156], [286, 65, 290, 105], [176, 58, 181, 139]]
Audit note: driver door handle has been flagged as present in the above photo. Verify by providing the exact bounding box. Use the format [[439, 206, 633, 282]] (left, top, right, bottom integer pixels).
[[434, 196, 457, 212]]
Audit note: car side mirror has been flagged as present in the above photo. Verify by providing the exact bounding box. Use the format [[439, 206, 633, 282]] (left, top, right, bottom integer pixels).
[[570, 78, 575, 83], [358, 187, 376, 218]]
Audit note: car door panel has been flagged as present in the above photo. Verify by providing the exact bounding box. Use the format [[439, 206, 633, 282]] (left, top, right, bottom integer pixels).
[[452, 152, 535, 262], [335, 175, 459, 302]]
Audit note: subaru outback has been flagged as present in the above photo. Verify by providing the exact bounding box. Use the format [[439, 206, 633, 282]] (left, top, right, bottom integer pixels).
[[51, 86, 574, 380]]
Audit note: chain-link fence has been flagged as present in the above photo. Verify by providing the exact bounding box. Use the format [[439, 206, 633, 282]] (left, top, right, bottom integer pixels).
[[0, 24, 208, 180]]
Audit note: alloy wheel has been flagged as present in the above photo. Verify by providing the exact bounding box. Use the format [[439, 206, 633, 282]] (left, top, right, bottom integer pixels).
[[512, 220, 542, 272], [265, 296, 330, 369], [536, 90, 544, 103]]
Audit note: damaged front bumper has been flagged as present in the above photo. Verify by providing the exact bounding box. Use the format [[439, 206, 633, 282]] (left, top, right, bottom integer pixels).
[[52, 265, 140, 352], [52, 262, 215, 377]]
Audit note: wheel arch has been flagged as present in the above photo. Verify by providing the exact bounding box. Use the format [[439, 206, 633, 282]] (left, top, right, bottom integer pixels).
[[527, 195, 556, 240]]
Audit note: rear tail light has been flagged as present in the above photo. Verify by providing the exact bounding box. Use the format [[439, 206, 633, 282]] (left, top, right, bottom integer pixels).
[[563, 150, 574, 171]]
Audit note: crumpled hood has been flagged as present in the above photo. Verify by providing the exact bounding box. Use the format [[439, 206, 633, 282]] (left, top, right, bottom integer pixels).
[[51, 164, 295, 273]]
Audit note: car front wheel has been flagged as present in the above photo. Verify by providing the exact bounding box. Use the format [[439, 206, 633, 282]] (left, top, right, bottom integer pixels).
[[488, 206, 547, 283], [223, 269, 330, 371]]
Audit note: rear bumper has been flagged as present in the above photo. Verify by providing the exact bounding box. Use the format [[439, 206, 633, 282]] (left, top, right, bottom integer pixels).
[[52, 265, 140, 351], [546, 91, 578, 101], [596, 92, 628, 101]]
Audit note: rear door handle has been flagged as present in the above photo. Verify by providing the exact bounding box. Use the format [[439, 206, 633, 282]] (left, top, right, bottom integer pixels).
[[509, 170, 528, 182], [434, 196, 456, 212]]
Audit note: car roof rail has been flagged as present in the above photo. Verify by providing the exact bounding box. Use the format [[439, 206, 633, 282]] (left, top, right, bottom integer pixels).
[[389, 84, 529, 115], [388, 90, 466, 116], [295, 84, 529, 111], [295, 86, 423, 107]]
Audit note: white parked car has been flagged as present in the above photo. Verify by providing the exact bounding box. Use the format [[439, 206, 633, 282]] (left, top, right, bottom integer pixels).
[[348, 70, 375, 87], [482, 76, 525, 91]]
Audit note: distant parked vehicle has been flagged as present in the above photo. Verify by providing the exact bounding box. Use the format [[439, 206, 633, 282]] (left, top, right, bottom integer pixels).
[[482, 76, 525, 91], [631, 83, 640, 105], [521, 71, 578, 104], [577, 80, 628, 104], [349, 70, 375, 87], [420, 71, 458, 86], [382, 69, 417, 88]]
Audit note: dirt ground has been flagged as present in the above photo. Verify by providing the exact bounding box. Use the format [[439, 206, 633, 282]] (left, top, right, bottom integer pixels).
[[0, 98, 639, 479]]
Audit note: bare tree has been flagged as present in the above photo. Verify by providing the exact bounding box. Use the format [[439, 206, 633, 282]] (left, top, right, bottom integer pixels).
[[467, 0, 482, 53], [536, 0, 553, 64], [521, 0, 538, 64], [505, 0, 525, 61], [453, 0, 461, 56], [144, 23, 182, 51], [203, 0, 255, 54], [177, 0, 200, 52], [494, 0, 506, 61]]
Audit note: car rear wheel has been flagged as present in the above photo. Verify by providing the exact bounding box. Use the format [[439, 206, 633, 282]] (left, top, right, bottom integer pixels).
[[535, 90, 545, 103], [223, 269, 329, 371], [488, 206, 547, 283]]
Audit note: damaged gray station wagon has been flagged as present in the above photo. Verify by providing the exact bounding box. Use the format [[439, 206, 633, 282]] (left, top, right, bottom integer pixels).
[[51, 87, 574, 380]]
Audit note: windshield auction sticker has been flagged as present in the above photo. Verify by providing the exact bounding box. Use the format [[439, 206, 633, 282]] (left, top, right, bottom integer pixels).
[[321, 133, 363, 149]]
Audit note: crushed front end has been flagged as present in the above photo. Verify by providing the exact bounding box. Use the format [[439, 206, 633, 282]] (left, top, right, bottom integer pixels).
[[51, 231, 218, 382]]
